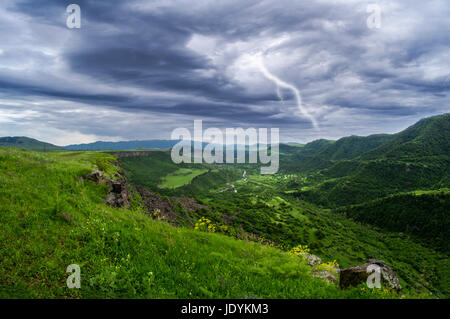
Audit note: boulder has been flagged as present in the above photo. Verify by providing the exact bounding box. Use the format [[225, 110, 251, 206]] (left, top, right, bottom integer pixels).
[[339, 259, 401, 291], [105, 178, 130, 208], [86, 170, 103, 183], [298, 252, 322, 267]]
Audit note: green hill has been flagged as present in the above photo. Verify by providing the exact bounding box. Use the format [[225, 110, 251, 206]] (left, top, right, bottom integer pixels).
[[280, 134, 396, 173], [361, 113, 450, 161], [293, 113, 450, 206], [1, 148, 396, 299], [317, 134, 395, 161], [0, 136, 62, 152]]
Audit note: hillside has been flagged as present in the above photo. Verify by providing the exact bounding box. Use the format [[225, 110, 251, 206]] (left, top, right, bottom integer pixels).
[[0, 136, 62, 151], [335, 190, 450, 252], [279, 134, 395, 173], [292, 113, 450, 206], [118, 152, 449, 297], [361, 113, 450, 161], [0, 148, 403, 299]]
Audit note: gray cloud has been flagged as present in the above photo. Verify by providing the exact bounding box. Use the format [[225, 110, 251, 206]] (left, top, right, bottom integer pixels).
[[0, 0, 449, 145]]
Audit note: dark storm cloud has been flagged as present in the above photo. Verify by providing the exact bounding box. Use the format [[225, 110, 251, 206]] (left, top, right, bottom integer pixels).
[[0, 0, 449, 144]]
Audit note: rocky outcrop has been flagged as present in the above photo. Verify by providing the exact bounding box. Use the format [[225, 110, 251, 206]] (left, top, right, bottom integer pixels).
[[339, 259, 401, 291], [135, 185, 179, 225], [105, 178, 130, 208], [86, 170, 130, 208], [134, 185, 210, 226], [87, 170, 103, 183]]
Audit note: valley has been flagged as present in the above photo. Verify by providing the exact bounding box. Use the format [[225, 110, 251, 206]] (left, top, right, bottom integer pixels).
[[0, 113, 448, 298]]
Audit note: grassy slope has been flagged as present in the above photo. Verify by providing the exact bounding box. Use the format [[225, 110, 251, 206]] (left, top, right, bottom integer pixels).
[[0, 148, 399, 299]]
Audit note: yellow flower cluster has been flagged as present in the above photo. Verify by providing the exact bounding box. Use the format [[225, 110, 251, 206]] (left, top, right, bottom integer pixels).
[[317, 260, 339, 274], [194, 217, 216, 233], [289, 244, 310, 256], [150, 208, 161, 218]]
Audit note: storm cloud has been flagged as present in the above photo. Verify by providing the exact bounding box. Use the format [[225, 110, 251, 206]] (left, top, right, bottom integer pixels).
[[0, 0, 449, 145]]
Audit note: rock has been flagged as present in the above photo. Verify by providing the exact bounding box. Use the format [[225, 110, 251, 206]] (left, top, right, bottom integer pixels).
[[86, 170, 130, 208], [105, 178, 130, 208], [312, 270, 337, 284], [86, 170, 103, 183], [340, 259, 402, 291], [298, 252, 322, 267]]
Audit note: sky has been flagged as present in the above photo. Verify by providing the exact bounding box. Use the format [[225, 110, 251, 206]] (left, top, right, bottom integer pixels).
[[0, 0, 449, 146]]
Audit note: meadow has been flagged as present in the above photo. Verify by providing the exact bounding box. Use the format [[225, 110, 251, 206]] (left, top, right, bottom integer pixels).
[[158, 168, 209, 189]]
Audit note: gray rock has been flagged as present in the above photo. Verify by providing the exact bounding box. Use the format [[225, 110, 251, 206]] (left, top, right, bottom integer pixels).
[[86, 170, 103, 183], [104, 178, 130, 209], [298, 252, 322, 267]]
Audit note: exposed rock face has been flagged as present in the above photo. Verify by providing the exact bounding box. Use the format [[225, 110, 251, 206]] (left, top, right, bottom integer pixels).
[[340, 259, 402, 291], [86, 170, 103, 183], [105, 178, 130, 209], [135, 185, 210, 226], [86, 170, 130, 208], [135, 185, 179, 225]]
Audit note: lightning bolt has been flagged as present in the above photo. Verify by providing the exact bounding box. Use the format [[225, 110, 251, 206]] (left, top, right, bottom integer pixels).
[[256, 54, 318, 129]]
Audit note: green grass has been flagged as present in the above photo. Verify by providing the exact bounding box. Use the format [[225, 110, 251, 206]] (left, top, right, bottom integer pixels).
[[158, 168, 208, 189], [161, 166, 448, 298], [0, 148, 410, 299]]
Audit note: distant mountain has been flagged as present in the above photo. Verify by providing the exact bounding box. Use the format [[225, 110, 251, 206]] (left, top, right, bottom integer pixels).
[[0, 136, 62, 151], [65, 139, 274, 151], [64, 140, 180, 150]]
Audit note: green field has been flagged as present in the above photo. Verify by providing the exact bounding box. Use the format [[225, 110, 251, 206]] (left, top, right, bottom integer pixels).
[[158, 168, 208, 189]]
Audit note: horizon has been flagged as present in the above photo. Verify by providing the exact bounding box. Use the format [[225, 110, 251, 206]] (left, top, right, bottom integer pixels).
[[2, 111, 448, 147], [0, 1, 449, 145]]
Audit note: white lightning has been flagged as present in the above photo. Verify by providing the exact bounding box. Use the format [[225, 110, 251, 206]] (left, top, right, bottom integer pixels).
[[256, 54, 318, 129]]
